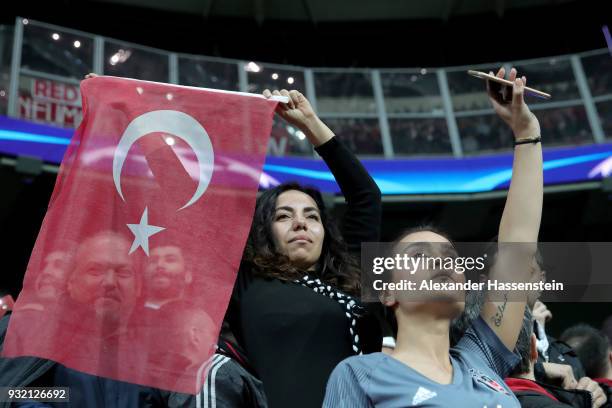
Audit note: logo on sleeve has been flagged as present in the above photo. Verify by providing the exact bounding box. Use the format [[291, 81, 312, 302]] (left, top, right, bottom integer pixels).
[[412, 386, 437, 405], [470, 369, 511, 395]]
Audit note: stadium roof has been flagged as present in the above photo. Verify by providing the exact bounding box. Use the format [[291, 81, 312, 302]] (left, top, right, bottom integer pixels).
[[95, 0, 576, 23]]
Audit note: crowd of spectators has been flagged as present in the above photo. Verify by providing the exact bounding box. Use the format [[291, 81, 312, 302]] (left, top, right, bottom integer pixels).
[[390, 118, 452, 155], [323, 118, 383, 155], [458, 106, 594, 154]]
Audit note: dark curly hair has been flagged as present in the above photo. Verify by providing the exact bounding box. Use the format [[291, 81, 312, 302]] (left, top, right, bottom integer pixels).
[[243, 183, 361, 296]]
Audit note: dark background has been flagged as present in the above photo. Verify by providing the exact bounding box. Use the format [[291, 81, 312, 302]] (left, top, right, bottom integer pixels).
[[1, 0, 610, 68]]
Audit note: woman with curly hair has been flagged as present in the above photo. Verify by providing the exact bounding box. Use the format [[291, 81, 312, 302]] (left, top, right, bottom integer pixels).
[[222, 89, 383, 408]]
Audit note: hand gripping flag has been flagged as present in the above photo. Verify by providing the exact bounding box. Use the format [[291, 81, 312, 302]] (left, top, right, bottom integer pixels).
[[2, 76, 279, 394]]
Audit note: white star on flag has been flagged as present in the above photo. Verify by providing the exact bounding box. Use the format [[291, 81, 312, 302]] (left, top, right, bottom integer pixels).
[[127, 207, 165, 256]]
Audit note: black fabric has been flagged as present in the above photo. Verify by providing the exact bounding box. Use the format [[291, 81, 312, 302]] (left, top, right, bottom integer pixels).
[[0, 314, 162, 408], [224, 137, 383, 408], [537, 335, 586, 380], [151, 354, 269, 408], [294, 275, 365, 354], [0, 314, 56, 408], [596, 381, 612, 408], [513, 381, 593, 408]]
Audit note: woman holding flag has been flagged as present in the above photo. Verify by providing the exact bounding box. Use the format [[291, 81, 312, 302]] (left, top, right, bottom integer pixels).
[[222, 88, 384, 408]]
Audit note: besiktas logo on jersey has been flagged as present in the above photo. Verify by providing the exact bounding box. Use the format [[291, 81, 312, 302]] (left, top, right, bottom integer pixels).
[[470, 369, 511, 395]]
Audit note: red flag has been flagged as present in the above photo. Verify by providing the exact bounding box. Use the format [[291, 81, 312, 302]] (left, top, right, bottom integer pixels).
[[2, 76, 278, 394]]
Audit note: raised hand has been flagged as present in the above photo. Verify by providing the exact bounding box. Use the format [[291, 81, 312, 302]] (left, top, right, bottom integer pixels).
[[542, 362, 578, 390], [263, 89, 316, 130], [532, 300, 552, 326], [263, 89, 333, 147], [487, 67, 541, 141]]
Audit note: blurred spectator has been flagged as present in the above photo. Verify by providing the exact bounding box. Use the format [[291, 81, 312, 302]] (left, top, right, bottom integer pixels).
[[325, 118, 383, 155], [145, 305, 270, 407], [315, 72, 376, 114], [143, 245, 193, 310], [505, 308, 608, 408], [268, 119, 312, 156], [459, 106, 594, 154], [458, 115, 513, 153], [390, 119, 452, 155], [0, 231, 149, 407], [583, 54, 612, 97], [381, 72, 443, 114], [143, 302, 215, 384], [65, 231, 140, 332], [179, 58, 240, 91], [538, 106, 593, 146], [532, 301, 586, 381], [596, 101, 612, 140], [13, 243, 75, 315], [561, 324, 612, 403]]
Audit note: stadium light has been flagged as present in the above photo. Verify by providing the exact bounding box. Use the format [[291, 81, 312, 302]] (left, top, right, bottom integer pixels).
[[245, 62, 261, 72]]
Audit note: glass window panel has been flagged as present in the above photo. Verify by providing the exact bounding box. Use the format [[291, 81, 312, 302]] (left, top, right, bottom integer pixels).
[[447, 66, 499, 111], [178, 57, 239, 91], [267, 117, 313, 157], [513, 58, 580, 104], [595, 100, 612, 141], [581, 53, 612, 97], [104, 40, 168, 82], [315, 72, 376, 114], [324, 118, 382, 155], [247, 65, 305, 94], [389, 118, 451, 155], [381, 72, 443, 114], [21, 23, 93, 80], [537, 105, 593, 146], [17, 74, 83, 128], [0, 25, 14, 116], [458, 105, 593, 154], [457, 114, 514, 154]]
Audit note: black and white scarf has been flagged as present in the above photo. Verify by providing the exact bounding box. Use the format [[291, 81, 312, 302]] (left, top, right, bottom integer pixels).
[[295, 275, 365, 354]]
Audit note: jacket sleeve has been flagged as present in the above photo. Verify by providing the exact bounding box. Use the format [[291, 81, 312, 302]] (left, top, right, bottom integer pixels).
[[315, 137, 382, 253]]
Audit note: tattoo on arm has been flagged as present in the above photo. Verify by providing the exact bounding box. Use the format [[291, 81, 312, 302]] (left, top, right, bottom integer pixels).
[[491, 293, 509, 327]]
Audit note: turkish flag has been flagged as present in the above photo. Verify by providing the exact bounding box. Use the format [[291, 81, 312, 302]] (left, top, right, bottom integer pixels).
[[2, 76, 278, 394]]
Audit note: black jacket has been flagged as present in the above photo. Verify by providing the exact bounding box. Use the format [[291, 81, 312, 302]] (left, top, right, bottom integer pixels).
[[537, 335, 586, 380], [508, 378, 592, 408], [1, 314, 268, 408], [0, 314, 56, 408]]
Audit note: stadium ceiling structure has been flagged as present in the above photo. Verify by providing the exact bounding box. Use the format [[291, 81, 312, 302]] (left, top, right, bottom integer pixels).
[[94, 0, 576, 24]]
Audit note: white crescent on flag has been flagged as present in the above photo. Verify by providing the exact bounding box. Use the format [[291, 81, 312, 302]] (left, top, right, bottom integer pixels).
[[112, 110, 215, 211]]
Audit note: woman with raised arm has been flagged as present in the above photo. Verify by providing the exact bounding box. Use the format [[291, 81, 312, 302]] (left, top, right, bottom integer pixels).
[[222, 88, 383, 408], [323, 67, 544, 408]]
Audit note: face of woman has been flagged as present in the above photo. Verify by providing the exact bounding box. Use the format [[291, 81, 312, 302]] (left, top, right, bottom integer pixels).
[[387, 230, 466, 318], [271, 190, 325, 270]]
